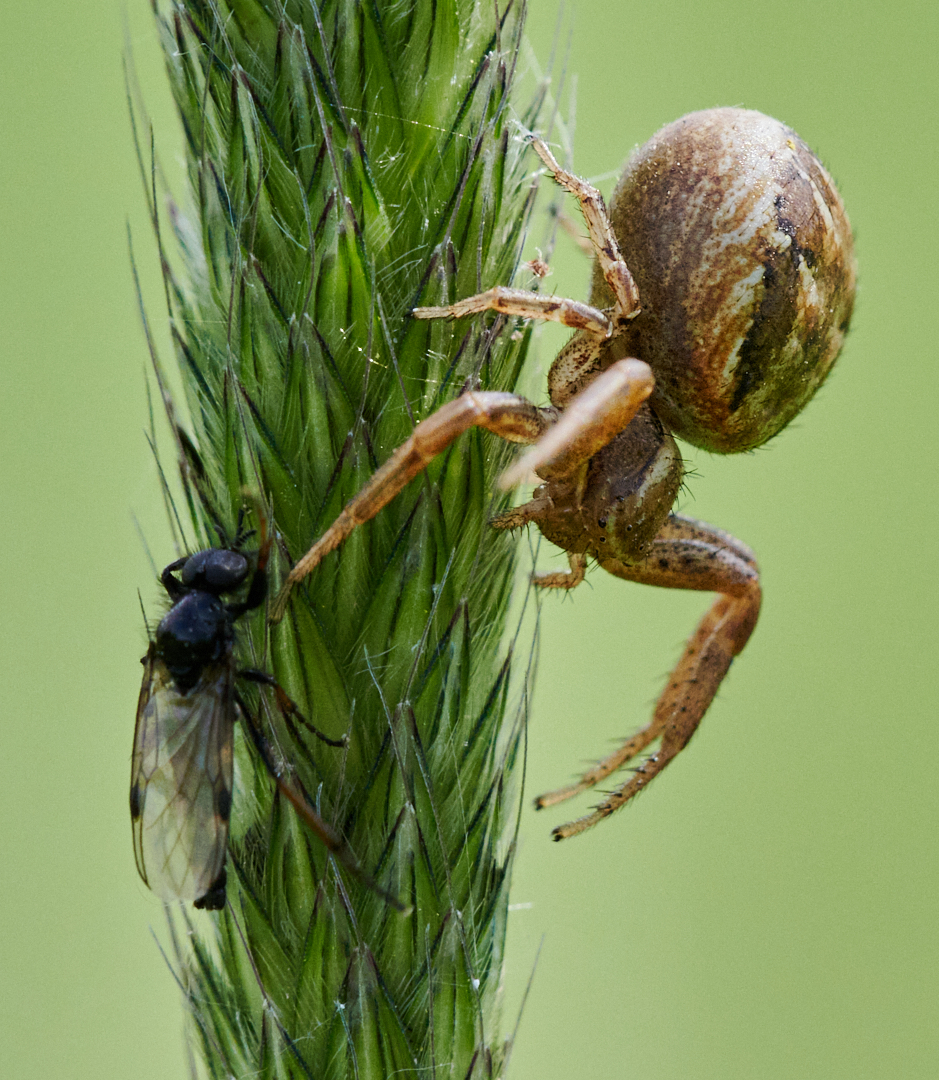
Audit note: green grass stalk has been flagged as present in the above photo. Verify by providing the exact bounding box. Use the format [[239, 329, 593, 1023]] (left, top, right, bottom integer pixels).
[[136, 0, 546, 1075]]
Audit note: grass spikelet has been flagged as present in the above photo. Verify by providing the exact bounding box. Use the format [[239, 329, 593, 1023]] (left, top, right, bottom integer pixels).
[[136, 0, 546, 1075]]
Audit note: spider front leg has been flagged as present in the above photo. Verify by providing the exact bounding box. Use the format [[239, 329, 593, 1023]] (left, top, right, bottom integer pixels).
[[417, 137, 643, 410], [415, 285, 619, 412], [529, 137, 640, 322], [414, 286, 614, 338], [501, 358, 654, 487], [270, 391, 553, 621], [537, 513, 762, 839]]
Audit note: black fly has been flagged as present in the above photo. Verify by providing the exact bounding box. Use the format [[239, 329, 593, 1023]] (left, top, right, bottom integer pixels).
[[130, 515, 408, 912]]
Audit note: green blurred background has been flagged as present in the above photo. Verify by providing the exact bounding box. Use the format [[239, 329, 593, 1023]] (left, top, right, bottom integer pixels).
[[1, 0, 935, 1076]]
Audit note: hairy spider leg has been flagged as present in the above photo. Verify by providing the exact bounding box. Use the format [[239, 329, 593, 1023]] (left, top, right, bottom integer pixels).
[[414, 284, 619, 411], [528, 136, 640, 321], [500, 358, 654, 487], [270, 392, 553, 621], [414, 286, 613, 336], [414, 136, 643, 409], [529, 551, 589, 590], [535, 513, 762, 839]]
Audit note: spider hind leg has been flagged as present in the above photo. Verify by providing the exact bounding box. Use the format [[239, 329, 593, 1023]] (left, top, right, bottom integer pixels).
[[537, 513, 761, 839]]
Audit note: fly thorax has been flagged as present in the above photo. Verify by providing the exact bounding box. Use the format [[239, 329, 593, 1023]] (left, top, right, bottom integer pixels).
[[156, 591, 231, 688], [581, 406, 683, 563]]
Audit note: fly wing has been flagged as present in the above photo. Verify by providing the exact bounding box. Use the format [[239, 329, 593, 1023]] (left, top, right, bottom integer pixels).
[[130, 650, 234, 903]]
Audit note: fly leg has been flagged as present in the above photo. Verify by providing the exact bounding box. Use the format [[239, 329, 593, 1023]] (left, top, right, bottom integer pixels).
[[536, 514, 762, 839], [234, 690, 411, 913], [238, 668, 347, 748]]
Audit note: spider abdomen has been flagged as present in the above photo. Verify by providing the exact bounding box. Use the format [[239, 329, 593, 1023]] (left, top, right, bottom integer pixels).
[[594, 107, 856, 453]]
